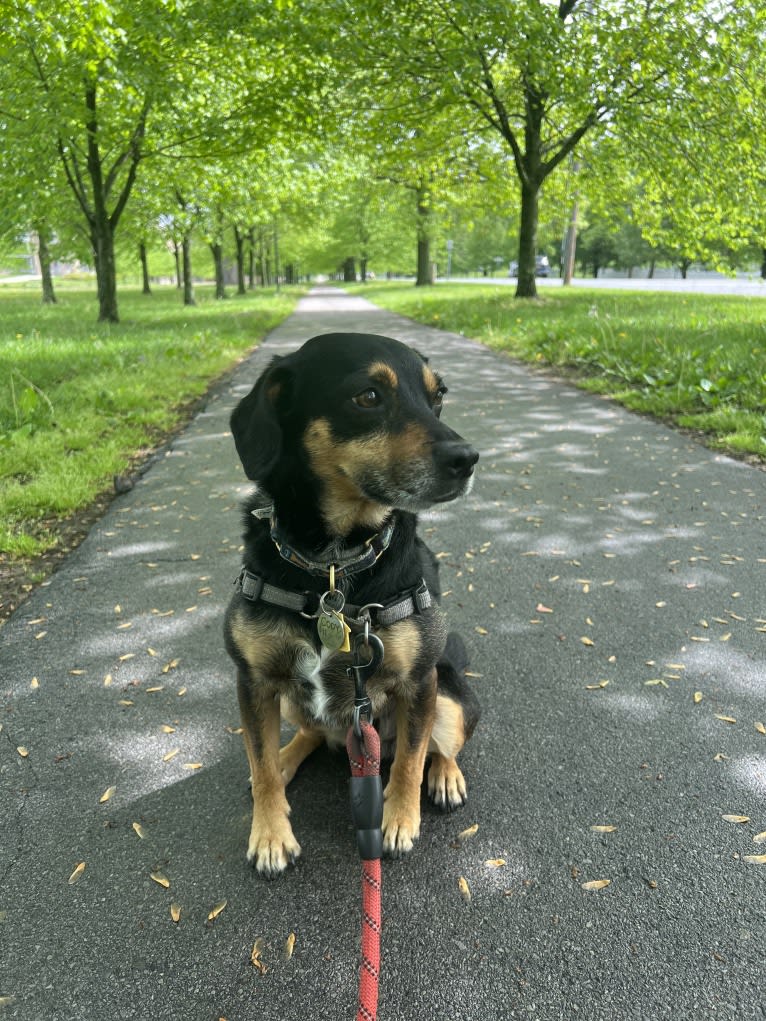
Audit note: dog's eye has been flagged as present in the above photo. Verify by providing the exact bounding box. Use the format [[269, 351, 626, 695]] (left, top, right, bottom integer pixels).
[[433, 387, 447, 413], [353, 388, 382, 409]]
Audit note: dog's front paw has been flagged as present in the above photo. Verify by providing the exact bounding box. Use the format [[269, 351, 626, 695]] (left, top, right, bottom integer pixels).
[[427, 755, 467, 811], [382, 795, 421, 858], [246, 815, 301, 878]]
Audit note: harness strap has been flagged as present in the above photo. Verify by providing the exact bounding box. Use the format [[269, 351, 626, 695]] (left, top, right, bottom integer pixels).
[[234, 569, 432, 627]]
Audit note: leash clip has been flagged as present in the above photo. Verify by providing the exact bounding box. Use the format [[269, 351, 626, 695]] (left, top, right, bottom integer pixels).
[[348, 632, 384, 738]]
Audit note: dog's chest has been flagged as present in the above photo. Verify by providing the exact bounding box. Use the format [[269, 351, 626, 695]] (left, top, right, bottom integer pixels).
[[289, 645, 356, 726]]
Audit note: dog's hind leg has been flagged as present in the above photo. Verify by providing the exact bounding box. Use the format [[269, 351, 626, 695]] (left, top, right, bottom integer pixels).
[[279, 727, 324, 786], [427, 633, 480, 811]]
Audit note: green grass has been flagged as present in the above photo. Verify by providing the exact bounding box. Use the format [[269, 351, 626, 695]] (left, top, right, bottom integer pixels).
[[0, 281, 301, 558], [350, 282, 766, 460]]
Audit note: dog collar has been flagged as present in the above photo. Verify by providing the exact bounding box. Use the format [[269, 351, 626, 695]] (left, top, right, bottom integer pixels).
[[252, 502, 397, 580]]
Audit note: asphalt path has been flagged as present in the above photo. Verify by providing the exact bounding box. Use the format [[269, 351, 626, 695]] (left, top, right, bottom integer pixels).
[[2, 287, 765, 1021]]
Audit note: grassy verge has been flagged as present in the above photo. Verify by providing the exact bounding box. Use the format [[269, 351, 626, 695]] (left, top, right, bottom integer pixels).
[[350, 282, 766, 461], [0, 282, 300, 562]]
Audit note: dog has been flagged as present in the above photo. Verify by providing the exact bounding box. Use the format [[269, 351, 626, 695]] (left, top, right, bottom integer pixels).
[[224, 332, 480, 877]]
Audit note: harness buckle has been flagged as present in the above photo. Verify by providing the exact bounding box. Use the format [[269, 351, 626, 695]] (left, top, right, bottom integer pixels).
[[239, 570, 264, 602]]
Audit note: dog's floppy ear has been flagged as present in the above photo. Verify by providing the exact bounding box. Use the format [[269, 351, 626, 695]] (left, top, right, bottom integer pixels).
[[230, 356, 293, 481]]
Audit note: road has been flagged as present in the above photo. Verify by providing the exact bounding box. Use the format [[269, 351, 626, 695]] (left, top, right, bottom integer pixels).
[[448, 273, 766, 298], [2, 287, 765, 1020]]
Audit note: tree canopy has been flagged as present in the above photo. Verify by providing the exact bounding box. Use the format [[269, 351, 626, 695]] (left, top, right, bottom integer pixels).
[[1, 0, 764, 315]]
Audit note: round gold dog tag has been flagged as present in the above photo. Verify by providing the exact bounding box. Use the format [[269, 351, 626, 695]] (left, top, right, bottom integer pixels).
[[317, 612, 346, 651]]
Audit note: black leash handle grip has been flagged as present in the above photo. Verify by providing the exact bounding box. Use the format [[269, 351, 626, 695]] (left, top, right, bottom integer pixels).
[[350, 774, 384, 860]]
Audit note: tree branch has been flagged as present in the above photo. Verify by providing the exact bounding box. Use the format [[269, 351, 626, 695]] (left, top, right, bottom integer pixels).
[[108, 99, 150, 230]]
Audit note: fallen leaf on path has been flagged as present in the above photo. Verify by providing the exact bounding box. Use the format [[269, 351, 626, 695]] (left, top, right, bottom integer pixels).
[[590, 825, 617, 833], [68, 862, 86, 885], [715, 715, 737, 724], [752, 832, 766, 844], [458, 876, 471, 903], [581, 879, 611, 891], [743, 855, 766, 864], [132, 822, 146, 839], [693, 692, 703, 704], [458, 824, 479, 840], [722, 814, 749, 824], [170, 903, 181, 923], [99, 786, 116, 804], [207, 900, 227, 922], [484, 859, 506, 868], [151, 872, 170, 888], [755, 722, 766, 735], [284, 932, 296, 959], [16, 746, 29, 758]]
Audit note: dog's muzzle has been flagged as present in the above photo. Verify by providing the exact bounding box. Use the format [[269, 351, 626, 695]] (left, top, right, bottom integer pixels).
[[433, 441, 479, 480]]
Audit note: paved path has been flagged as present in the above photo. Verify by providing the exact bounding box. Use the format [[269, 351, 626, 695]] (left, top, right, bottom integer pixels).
[[2, 288, 765, 1021]]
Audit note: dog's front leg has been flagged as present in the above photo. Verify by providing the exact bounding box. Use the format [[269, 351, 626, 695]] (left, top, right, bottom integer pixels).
[[237, 669, 300, 877], [382, 667, 437, 857]]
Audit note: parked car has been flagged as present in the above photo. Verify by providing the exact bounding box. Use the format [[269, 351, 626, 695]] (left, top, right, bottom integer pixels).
[[508, 255, 550, 277]]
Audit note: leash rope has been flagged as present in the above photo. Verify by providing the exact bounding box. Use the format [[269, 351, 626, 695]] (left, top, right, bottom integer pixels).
[[347, 719, 383, 1021]]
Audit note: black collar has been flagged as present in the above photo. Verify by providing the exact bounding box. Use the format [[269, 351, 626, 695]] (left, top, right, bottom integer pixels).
[[252, 502, 397, 580]]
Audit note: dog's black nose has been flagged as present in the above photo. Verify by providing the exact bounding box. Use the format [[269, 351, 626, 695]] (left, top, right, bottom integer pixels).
[[434, 442, 479, 478]]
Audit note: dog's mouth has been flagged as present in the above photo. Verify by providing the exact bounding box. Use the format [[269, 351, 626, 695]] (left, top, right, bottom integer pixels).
[[352, 455, 477, 512]]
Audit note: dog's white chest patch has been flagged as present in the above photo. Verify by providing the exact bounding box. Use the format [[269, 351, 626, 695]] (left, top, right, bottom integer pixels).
[[296, 646, 335, 724]]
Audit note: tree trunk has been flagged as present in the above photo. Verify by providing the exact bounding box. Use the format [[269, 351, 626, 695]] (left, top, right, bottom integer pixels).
[[679, 258, 691, 279], [234, 226, 246, 295], [210, 243, 226, 299], [92, 220, 119, 322], [139, 241, 151, 295], [247, 228, 256, 289], [173, 242, 182, 288], [343, 257, 356, 282], [760, 248, 766, 280], [415, 186, 432, 286], [360, 256, 368, 282], [272, 222, 281, 292], [37, 227, 57, 304], [182, 236, 195, 306], [515, 180, 539, 298], [648, 258, 656, 279]]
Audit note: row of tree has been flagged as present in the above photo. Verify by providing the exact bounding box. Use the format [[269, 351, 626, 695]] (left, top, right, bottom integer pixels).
[[1, 1, 764, 321]]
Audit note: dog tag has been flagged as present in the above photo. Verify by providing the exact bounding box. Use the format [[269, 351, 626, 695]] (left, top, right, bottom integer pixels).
[[318, 610, 349, 652]]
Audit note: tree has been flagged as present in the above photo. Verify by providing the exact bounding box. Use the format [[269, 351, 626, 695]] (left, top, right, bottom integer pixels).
[[333, 0, 746, 298], [1, 1, 313, 320]]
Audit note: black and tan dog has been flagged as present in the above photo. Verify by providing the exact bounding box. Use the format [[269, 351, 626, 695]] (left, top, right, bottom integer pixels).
[[224, 332, 480, 876]]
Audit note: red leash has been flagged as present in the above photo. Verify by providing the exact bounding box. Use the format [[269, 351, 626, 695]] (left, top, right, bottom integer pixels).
[[347, 719, 383, 1021]]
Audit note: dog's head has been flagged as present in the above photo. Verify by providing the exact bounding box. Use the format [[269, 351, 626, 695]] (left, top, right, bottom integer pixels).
[[231, 332, 478, 535]]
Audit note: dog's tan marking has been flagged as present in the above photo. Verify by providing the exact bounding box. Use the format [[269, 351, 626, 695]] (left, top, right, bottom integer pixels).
[[422, 364, 440, 399], [304, 418, 432, 536], [376, 619, 421, 679], [303, 419, 390, 535], [230, 609, 308, 678], [382, 667, 437, 856], [368, 360, 398, 390], [279, 727, 325, 786]]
